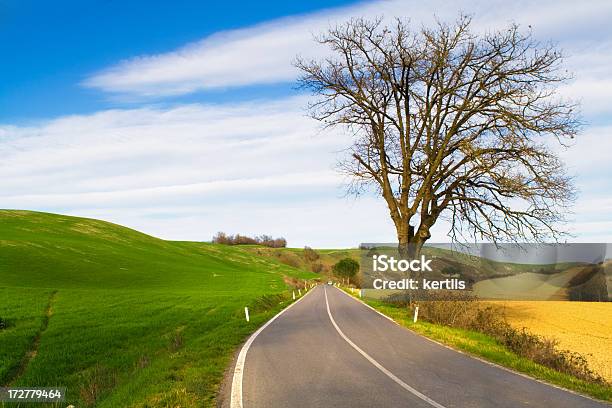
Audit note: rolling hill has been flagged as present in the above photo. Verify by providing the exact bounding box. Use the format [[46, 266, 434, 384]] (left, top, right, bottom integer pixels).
[[0, 210, 314, 407]]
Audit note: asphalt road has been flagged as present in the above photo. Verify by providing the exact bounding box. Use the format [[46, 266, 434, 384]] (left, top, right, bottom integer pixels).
[[236, 285, 608, 407]]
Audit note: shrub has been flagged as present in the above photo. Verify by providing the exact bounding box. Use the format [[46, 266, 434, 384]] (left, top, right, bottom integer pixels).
[[492, 326, 605, 384], [212, 231, 231, 245], [441, 265, 462, 276], [311, 262, 324, 273], [303, 246, 320, 262], [233, 234, 258, 245], [421, 293, 478, 327], [385, 292, 609, 385], [283, 276, 309, 289], [212, 232, 287, 247], [278, 252, 301, 268], [272, 238, 287, 248], [258, 234, 284, 247], [0, 317, 6, 330]]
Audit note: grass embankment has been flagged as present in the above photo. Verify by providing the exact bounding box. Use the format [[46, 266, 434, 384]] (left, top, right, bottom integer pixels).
[[346, 292, 612, 402], [0, 210, 314, 407]]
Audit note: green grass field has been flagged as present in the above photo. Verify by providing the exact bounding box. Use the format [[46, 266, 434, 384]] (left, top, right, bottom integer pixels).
[[0, 210, 314, 407]]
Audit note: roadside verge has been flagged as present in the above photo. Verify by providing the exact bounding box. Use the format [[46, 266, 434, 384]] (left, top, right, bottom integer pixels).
[[337, 286, 612, 403], [218, 286, 316, 408]]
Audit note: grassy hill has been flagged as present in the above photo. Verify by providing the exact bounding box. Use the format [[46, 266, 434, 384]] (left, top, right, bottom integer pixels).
[[245, 246, 360, 276], [0, 210, 314, 407]]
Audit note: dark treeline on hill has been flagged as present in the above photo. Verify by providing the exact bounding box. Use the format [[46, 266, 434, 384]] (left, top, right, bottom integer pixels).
[[212, 232, 287, 248]]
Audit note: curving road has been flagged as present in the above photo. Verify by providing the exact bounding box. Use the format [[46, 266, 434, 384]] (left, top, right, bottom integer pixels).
[[232, 285, 608, 408]]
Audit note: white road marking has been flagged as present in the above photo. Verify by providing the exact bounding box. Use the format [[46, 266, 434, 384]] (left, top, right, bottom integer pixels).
[[334, 287, 400, 325], [323, 286, 447, 408], [230, 286, 315, 408], [335, 287, 605, 406]]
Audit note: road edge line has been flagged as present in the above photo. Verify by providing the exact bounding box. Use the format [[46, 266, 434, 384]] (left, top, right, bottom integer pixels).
[[323, 286, 447, 408], [336, 287, 400, 326], [334, 286, 609, 405], [230, 286, 316, 408]]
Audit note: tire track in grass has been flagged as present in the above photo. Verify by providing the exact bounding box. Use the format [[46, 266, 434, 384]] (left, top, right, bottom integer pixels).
[[6, 290, 58, 386]]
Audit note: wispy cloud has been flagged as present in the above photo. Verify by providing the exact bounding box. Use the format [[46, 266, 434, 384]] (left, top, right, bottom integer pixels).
[[0, 97, 344, 195], [4, 0, 612, 245], [1, 97, 387, 246], [2, 96, 611, 244], [81, 14, 330, 97], [83, 0, 612, 115]]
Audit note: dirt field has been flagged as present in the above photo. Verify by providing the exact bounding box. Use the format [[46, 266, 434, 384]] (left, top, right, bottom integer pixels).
[[493, 301, 612, 382]]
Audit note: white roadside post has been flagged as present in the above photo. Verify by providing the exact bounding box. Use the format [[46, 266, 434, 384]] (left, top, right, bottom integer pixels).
[[413, 306, 419, 323], [244, 307, 250, 322], [359, 289, 363, 298], [298, 289, 302, 296], [292, 291, 296, 300]]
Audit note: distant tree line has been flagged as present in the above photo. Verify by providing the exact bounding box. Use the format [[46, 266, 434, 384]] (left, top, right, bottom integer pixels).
[[212, 232, 287, 248]]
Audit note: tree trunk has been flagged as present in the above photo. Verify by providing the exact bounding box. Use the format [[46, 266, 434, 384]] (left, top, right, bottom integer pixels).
[[397, 224, 426, 258], [397, 223, 429, 304], [398, 224, 415, 258]]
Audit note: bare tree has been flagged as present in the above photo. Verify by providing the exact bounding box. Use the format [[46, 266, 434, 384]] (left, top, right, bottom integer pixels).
[[296, 16, 579, 257]]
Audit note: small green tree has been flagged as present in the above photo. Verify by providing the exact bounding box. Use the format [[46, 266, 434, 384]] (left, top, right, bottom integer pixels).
[[332, 258, 360, 285]]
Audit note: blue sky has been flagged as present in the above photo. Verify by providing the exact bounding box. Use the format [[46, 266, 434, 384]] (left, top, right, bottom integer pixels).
[[0, 0, 355, 121], [1, 0, 612, 247]]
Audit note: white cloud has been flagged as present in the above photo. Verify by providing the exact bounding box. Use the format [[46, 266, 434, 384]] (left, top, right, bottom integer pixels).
[[0, 97, 338, 192], [83, 0, 612, 116], [0, 97, 386, 247], [555, 125, 612, 172], [4, 0, 612, 246], [2, 96, 610, 245], [81, 14, 330, 97]]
